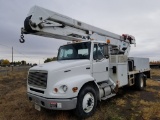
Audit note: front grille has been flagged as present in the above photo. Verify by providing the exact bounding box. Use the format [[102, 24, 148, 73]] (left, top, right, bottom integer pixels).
[[28, 70, 48, 89], [30, 88, 44, 94]]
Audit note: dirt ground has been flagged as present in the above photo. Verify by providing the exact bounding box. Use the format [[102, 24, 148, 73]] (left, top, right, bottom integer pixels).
[[0, 69, 160, 120]]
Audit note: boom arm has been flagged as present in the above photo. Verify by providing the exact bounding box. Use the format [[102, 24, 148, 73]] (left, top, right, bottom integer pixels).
[[20, 6, 136, 55]]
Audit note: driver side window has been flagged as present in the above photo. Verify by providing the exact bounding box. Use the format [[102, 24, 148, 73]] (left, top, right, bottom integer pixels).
[[93, 44, 105, 60]]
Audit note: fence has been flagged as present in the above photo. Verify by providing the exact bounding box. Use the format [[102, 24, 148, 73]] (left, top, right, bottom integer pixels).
[[150, 64, 160, 69], [0, 66, 30, 76]]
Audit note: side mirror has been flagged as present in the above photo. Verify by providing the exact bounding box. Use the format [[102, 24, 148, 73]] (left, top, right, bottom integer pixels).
[[103, 45, 109, 58]]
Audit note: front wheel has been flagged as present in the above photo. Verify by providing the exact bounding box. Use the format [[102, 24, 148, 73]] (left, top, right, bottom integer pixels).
[[75, 85, 97, 118]]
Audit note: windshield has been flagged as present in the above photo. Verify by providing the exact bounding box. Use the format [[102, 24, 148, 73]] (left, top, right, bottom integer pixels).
[[57, 42, 91, 60]]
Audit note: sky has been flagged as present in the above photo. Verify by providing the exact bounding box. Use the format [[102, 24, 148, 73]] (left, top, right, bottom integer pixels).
[[0, 0, 160, 64]]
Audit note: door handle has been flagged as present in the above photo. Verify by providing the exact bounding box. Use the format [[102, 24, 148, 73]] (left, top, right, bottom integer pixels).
[[106, 67, 108, 71], [86, 67, 90, 69]]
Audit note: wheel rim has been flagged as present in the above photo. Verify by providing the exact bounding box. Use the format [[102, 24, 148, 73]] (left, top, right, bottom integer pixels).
[[140, 77, 144, 88], [82, 92, 95, 113]]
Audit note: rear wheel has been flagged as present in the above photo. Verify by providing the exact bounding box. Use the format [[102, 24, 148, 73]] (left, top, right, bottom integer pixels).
[[75, 85, 97, 118], [135, 73, 145, 90]]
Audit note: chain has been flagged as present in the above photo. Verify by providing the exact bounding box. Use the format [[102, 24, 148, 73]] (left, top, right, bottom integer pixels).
[[19, 32, 25, 43]]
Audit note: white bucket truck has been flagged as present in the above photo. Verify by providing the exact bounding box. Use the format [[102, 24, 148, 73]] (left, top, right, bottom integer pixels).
[[20, 6, 150, 118]]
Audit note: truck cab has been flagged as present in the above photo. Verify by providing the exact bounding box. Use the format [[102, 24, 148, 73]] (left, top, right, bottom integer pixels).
[[27, 41, 110, 111]]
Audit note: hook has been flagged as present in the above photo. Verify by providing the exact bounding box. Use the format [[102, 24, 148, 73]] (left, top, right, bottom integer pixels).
[[19, 33, 25, 43]]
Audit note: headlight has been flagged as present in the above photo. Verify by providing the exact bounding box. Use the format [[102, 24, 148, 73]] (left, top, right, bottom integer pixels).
[[59, 85, 68, 93], [62, 85, 68, 92]]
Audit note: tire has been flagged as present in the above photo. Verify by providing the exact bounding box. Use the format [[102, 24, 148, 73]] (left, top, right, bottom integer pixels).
[[144, 75, 147, 87], [75, 85, 97, 118], [135, 73, 145, 90]]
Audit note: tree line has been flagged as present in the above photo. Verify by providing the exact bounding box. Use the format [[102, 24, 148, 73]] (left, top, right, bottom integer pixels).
[[44, 57, 57, 63], [0, 59, 28, 67], [0, 57, 57, 67], [150, 61, 160, 65]]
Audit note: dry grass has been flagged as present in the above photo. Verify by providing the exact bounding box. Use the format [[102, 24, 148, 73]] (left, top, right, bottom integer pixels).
[[146, 87, 158, 92], [115, 98, 126, 107], [151, 69, 160, 76], [147, 78, 160, 87], [126, 92, 140, 99], [131, 100, 138, 107], [158, 91, 160, 98], [0, 71, 27, 80], [139, 100, 160, 120], [0, 68, 160, 120]]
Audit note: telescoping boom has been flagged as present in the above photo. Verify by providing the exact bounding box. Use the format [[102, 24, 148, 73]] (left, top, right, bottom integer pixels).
[[20, 6, 135, 55]]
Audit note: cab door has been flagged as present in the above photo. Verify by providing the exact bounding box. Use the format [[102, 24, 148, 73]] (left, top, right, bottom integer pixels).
[[92, 43, 109, 82]]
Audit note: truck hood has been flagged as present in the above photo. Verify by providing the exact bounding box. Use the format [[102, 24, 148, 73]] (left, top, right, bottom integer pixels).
[[30, 60, 90, 71]]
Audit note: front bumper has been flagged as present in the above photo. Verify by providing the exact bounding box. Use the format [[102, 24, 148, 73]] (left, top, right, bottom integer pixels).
[[27, 93, 77, 110]]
